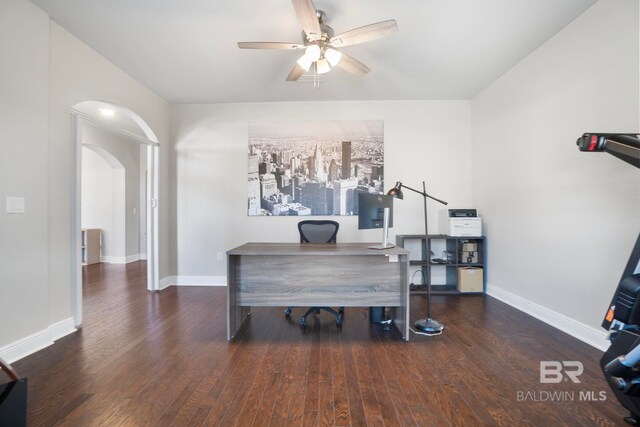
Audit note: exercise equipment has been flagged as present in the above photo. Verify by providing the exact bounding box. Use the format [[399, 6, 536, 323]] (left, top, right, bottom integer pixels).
[[576, 133, 640, 169], [0, 357, 27, 427], [580, 133, 640, 424]]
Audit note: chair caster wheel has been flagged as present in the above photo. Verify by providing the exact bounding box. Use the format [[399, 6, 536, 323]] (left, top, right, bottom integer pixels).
[[336, 315, 343, 326], [300, 318, 306, 329], [284, 308, 292, 317]]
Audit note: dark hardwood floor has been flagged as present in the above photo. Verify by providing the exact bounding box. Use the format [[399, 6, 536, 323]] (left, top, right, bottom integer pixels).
[[14, 261, 627, 426]]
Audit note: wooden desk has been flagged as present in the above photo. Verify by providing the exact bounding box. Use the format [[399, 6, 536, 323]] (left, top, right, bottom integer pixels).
[[227, 242, 410, 340]]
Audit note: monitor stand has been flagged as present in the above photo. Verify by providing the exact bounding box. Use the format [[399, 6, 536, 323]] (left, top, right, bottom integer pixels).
[[369, 207, 395, 250]]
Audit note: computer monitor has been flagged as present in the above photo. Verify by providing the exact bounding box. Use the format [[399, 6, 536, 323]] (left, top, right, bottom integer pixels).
[[358, 193, 394, 249]]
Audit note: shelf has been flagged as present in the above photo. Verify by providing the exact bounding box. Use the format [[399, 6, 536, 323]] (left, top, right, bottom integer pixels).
[[82, 228, 102, 265], [410, 261, 484, 267], [410, 284, 459, 295], [398, 234, 486, 295], [398, 234, 449, 240], [430, 262, 484, 267], [397, 234, 485, 240], [409, 284, 484, 296]]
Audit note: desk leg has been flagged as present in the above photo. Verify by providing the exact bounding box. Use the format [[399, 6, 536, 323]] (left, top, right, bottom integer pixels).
[[390, 254, 410, 341], [227, 254, 251, 340]]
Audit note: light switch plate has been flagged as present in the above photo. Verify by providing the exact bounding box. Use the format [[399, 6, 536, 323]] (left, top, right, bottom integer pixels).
[[6, 197, 25, 214]]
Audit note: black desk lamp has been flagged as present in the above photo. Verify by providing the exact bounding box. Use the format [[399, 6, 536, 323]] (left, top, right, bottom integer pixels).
[[387, 181, 448, 334]]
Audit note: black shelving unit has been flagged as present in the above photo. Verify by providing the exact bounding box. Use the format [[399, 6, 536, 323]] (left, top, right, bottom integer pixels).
[[396, 234, 486, 295]]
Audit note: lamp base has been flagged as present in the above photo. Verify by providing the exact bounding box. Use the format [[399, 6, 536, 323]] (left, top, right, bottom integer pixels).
[[414, 318, 444, 334], [368, 243, 395, 250]]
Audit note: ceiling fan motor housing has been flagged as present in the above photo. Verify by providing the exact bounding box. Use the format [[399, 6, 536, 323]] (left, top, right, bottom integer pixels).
[[302, 10, 334, 44], [316, 9, 327, 24]]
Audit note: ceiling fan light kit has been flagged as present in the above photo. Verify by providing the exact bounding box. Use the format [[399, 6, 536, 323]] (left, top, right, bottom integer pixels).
[[296, 55, 313, 72], [324, 48, 342, 66], [304, 44, 321, 61], [316, 58, 331, 74], [238, 0, 398, 86]]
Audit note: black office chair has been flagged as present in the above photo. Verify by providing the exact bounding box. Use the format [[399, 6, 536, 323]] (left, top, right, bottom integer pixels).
[[285, 220, 344, 328]]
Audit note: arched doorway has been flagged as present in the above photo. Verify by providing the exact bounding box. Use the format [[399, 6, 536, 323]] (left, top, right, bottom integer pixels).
[[70, 100, 160, 326]]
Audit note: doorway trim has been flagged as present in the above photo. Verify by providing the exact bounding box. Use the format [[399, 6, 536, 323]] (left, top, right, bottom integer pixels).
[[70, 102, 160, 327]]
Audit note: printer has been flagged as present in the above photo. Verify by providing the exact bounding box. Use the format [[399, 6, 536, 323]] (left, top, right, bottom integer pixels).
[[439, 209, 482, 236]]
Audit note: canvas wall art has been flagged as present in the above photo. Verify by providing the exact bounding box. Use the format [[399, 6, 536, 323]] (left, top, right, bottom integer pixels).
[[248, 120, 384, 216]]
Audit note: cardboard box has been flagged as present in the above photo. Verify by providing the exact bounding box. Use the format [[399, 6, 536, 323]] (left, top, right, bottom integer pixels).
[[460, 250, 478, 263], [458, 267, 484, 292], [461, 242, 477, 252]]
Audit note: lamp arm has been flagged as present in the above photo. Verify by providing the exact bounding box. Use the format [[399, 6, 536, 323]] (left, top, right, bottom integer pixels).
[[401, 184, 449, 206], [425, 193, 448, 206]]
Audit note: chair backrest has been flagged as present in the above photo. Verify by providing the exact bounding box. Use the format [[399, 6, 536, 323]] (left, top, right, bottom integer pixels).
[[298, 220, 339, 244]]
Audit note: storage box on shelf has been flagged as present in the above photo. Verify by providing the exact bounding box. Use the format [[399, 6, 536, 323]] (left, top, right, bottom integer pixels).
[[396, 234, 486, 295], [458, 267, 484, 292]]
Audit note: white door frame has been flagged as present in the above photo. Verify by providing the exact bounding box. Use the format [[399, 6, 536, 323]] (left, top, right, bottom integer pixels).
[[70, 109, 160, 327]]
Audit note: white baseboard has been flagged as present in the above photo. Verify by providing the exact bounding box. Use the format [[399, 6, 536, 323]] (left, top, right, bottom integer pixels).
[[487, 284, 609, 352], [0, 318, 76, 363], [49, 318, 77, 341], [159, 276, 174, 290], [159, 276, 227, 290], [101, 254, 146, 264], [101, 255, 125, 264], [125, 254, 143, 263]]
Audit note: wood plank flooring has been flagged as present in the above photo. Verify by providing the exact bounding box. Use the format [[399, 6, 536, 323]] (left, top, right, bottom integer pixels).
[[13, 261, 627, 426]]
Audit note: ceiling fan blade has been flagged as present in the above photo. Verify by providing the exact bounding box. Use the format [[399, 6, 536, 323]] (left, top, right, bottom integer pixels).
[[238, 42, 304, 50], [335, 53, 370, 76], [286, 64, 307, 81], [292, 0, 321, 40], [330, 20, 398, 47]]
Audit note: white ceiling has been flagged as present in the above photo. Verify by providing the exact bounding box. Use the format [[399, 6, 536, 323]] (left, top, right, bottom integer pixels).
[[31, 0, 597, 104]]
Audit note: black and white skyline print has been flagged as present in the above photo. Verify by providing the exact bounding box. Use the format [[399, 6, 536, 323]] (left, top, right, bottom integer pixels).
[[248, 120, 384, 216]]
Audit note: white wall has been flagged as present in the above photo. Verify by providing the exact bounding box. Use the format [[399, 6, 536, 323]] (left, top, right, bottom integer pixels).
[[0, 0, 50, 347], [471, 0, 640, 345], [0, 0, 170, 357], [171, 101, 472, 278], [81, 147, 117, 257]]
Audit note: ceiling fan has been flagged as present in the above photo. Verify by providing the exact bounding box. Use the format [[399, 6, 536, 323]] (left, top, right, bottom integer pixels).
[[237, 0, 398, 85]]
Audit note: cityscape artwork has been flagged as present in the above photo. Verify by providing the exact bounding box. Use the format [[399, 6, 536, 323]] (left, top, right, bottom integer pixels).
[[248, 120, 384, 216]]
